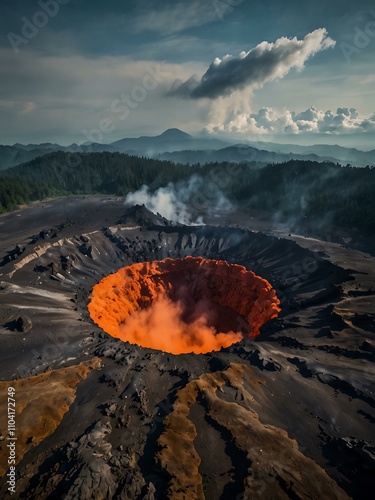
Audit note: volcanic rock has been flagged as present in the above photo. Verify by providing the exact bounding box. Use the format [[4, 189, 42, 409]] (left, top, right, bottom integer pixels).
[[0, 358, 101, 475], [0, 196, 373, 499], [156, 363, 349, 499]]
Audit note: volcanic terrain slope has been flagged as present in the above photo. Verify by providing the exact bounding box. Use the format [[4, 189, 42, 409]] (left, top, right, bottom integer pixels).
[[0, 196, 374, 499]]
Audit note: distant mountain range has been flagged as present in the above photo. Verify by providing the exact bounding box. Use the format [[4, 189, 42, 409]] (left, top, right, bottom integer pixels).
[[0, 145, 56, 170], [246, 141, 375, 168], [156, 144, 340, 166], [1, 128, 374, 170]]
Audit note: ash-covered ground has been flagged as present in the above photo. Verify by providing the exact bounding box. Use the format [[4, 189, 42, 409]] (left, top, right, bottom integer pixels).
[[0, 195, 374, 499]]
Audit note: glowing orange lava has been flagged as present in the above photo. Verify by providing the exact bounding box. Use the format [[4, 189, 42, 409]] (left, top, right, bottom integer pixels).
[[88, 257, 281, 355]]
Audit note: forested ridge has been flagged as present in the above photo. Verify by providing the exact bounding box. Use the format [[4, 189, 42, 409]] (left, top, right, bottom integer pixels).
[[0, 151, 374, 232]]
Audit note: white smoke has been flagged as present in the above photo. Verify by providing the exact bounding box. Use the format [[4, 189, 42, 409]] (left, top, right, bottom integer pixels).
[[124, 175, 233, 224], [125, 183, 197, 224]]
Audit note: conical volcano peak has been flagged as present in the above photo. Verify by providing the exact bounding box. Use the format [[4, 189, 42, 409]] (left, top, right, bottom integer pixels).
[[159, 128, 192, 140]]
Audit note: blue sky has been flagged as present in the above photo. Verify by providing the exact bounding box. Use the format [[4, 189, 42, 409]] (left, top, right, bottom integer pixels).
[[1, 0, 374, 147]]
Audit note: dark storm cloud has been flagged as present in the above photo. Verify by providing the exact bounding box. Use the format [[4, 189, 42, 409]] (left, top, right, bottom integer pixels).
[[168, 29, 336, 99]]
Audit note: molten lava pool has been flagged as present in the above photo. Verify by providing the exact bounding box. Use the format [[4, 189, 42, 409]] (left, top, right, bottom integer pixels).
[[88, 257, 281, 354]]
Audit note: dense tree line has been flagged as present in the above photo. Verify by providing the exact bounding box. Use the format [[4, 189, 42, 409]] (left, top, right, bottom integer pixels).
[[0, 151, 197, 195], [0, 152, 374, 233], [0, 152, 198, 213], [232, 160, 375, 232]]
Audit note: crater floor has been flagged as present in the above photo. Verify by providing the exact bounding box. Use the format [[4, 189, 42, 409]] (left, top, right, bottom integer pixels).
[[0, 196, 374, 499]]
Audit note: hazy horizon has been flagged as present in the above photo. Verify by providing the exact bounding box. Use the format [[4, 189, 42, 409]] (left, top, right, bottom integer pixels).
[[1, 0, 375, 149], [3, 127, 375, 153]]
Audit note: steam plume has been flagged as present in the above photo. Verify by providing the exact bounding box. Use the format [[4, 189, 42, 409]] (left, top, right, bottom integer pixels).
[[124, 175, 232, 224]]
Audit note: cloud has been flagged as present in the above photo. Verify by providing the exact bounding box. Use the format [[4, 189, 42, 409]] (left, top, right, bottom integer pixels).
[[133, 0, 223, 34], [0, 47, 201, 145], [168, 28, 336, 99], [207, 106, 375, 136], [0, 100, 37, 115]]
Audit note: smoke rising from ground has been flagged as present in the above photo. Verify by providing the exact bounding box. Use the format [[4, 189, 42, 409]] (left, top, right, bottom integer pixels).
[[125, 183, 194, 224], [124, 175, 232, 224]]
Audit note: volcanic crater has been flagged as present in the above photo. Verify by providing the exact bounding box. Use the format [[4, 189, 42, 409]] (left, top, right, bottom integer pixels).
[[0, 196, 374, 500], [88, 257, 281, 354]]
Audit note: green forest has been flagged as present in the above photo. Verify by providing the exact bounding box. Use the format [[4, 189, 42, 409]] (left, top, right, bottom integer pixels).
[[0, 151, 374, 233]]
